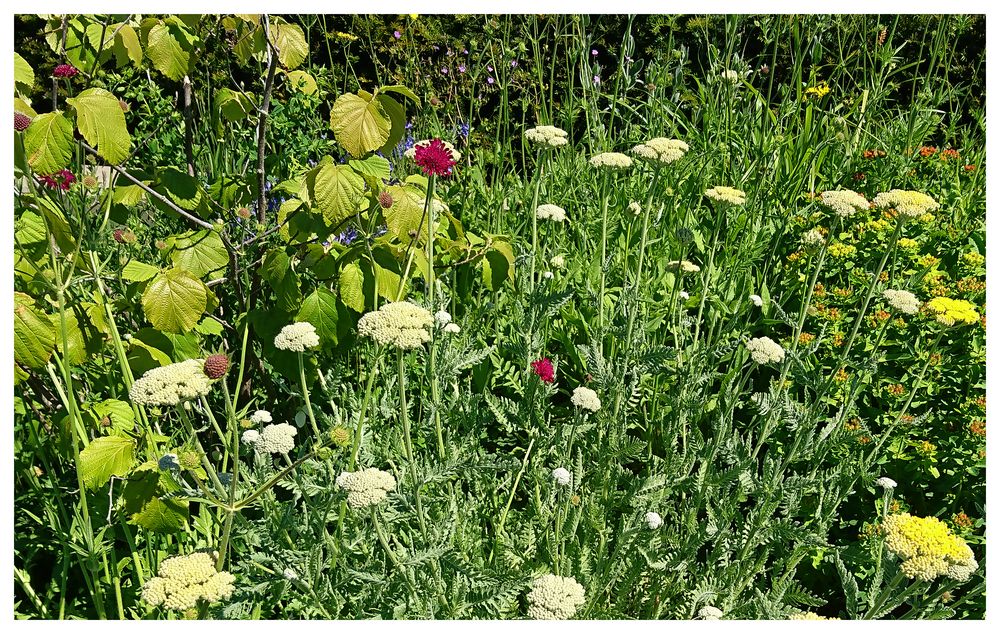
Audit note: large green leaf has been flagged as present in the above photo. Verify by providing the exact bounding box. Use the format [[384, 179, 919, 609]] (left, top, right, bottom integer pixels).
[[482, 240, 515, 291], [144, 20, 195, 80], [24, 112, 74, 175], [215, 88, 256, 122], [168, 229, 229, 279], [339, 260, 371, 313], [54, 310, 87, 367], [296, 287, 339, 347], [141, 268, 208, 333], [122, 260, 160, 282], [284, 70, 317, 95], [131, 496, 189, 533], [307, 163, 365, 227], [348, 155, 391, 181], [78, 435, 135, 489], [383, 184, 432, 243], [154, 167, 209, 215], [87, 399, 136, 434], [261, 249, 302, 312], [109, 24, 143, 67], [14, 53, 34, 94], [67, 88, 132, 165], [13, 293, 55, 369], [329, 90, 392, 157], [269, 19, 308, 70]]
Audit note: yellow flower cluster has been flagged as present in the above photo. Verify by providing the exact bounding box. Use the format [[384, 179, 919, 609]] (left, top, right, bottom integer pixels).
[[819, 188, 868, 217], [357, 301, 434, 349], [827, 242, 857, 259], [898, 237, 919, 250], [962, 251, 985, 268], [129, 359, 215, 407], [589, 152, 634, 170], [789, 611, 839, 620], [873, 189, 940, 219], [804, 81, 831, 99], [524, 125, 569, 148], [883, 513, 978, 582], [925, 297, 979, 326], [141, 552, 235, 611], [705, 185, 746, 206]]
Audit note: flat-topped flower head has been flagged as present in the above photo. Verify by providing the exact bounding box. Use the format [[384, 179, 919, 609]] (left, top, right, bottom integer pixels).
[[250, 423, 297, 455], [249, 409, 272, 424], [746, 336, 785, 365], [336, 467, 397, 508], [820, 189, 869, 217], [526, 574, 586, 620], [667, 260, 700, 274], [141, 552, 235, 611], [705, 186, 746, 206], [589, 152, 633, 170], [129, 359, 215, 407], [698, 606, 723, 620], [876, 476, 898, 490], [274, 322, 320, 352], [525, 125, 569, 148], [882, 289, 919, 315], [551, 467, 572, 486], [357, 301, 434, 349], [645, 511, 663, 530], [873, 189, 940, 219], [536, 203, 568, 222], [412, 138, 459, 177], [789, 612, 838, 620], [883, 513, 977, 581], [925, 297, 978, 326], [571, 386, 601, 412], [800, 227, 826, 250], [631, 137, 689, 165]]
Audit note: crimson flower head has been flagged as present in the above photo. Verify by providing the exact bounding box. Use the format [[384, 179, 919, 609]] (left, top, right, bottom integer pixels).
[[530, 357, 555, 383], [14, 112, 32, 131], [39, 169, 75, 191], [53, 64, 78, 78], [413, 138, 457, 178]]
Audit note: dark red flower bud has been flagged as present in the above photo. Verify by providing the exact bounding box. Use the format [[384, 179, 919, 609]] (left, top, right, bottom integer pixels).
[[530, 357, 555, 383], [378, 191, 393, 209], [203, 354, 230, 379], [53, 64, 78, 78], [14, 112, 32, 131]]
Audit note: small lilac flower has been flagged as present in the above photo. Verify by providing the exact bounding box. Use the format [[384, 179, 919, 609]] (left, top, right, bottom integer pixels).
[[334, 226, 359, 246], [458, 64, 466, 73], [457, 122, 470, 138], [511, 60, 518, 68], [441, 67, 448, 75], [593, 75, 601, 86], [487, 65, 493, 72], [462, 48, 469, 55], [393, 30, 401, 39], [446, 49, 453, 57], [591, 49, 598, 56], [487, 77, 495, 85]]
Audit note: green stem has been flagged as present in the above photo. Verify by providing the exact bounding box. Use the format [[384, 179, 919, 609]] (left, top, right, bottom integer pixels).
[[397, 349, 429, 539], [298, 352, 321, 438]]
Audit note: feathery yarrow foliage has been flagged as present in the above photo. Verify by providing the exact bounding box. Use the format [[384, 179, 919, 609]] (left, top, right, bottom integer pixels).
[[129, 359, 215, 407], [588, 152, 634, 170], [873, 189, 940, 218], [746, 336, 785, 364], [882, 513, 978, 581], [536, 203, 568, 222], [141, 552, 235, 612], [526, 574, 586, 620], [882, 289, 920, 315], [705, 185, 746, 206], [570, 386, 602, 412], [524, 125, 569, 148], [357, 301, 434, 349], [336, 468, 397, 508], [820, 189, 869, 217], [631, 137, 689, 164], [925, 297, 979, 326], [274, 322, 320, 352]]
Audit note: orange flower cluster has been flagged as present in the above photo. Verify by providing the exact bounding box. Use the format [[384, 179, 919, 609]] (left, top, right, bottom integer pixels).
[[863, 148, 887, 159], [940, 148, 960, 161], [969, 420, 986, 437], [886, 383, 906, 397], [919, 146, 938, 157]]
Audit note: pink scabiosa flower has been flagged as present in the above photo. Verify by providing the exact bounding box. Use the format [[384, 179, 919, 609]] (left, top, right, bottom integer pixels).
[[530, 357, 555, 383], [53, 64, 78, 78], [39, 169, 76, 190], [14, 112, 32, 131], [413, 138, 458, 178]]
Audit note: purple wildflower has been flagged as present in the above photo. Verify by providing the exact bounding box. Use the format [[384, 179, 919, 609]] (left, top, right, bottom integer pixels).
[[591, 49, 598, 56], [593, 75, 601, 86], [394, 30, 401, 39], [487, 77, 495, 85], [458, 64, 466, 73]]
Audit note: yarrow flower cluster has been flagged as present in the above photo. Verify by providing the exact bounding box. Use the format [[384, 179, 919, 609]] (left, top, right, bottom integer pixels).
[[434, 310, 452, 326], [876, 476, 898, 490], [247, 423, 297, 455], [357, 301, 434, 349], [645, 512, 663, 530], [628, 201, 642, 215], [274, 322, 320, 352], [820, 189, 869, 217], [141, 552, 235, 611], [443, 323, 461, 334], [749, 294, 763, 307], [335, 468, 397, 508], [800, 227, 826, 249], [536, 203, 568, 222], [249, 409, 272, 424], [882, 289, 920, 315], [524, 125, 569, 148], [551, 467, 572, 486], [925, 297, 979, 326], [882, 513, 978, 582], [789, 611, 839, 620], [873, 189, 940, 219], [550, 255, 565, 269], [531, 357, 556, 383], [667, 260, 701, 274], [698, 606, 724, 620], [129, 359, 215, 407], [631, 138, 689, 164], [746, 336, 785, 365], [571, 386, 602, 412], [705, 186, 746, 206], [588, 152, 634, 170], [411, 138, 459, 177], [526, 574, 586, 620]]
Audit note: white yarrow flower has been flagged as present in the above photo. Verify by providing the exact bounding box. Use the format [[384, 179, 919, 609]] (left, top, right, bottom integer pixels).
[[698, 605, 724, 620], [746, 336, 785, 365], [443, 322, 461, 334], [249, 409, 272, 424], [550, 255, 566, 269], [129, 359, 215, 407], [336, 468, 397, 508], [536, 203, 568, 222], [434, 310, 452, 326], [883, 289, 920, 315], [551, 467, 572, 486], [571, 386, 602, 412], [876, 476, 897, 490], [749, 294, 763, 307], [274, 322, 320, 352], [526, 574, 586, 620], [254, 423, 298, 455], [645, 512, 663, 530], [241, 430, 261, 445]]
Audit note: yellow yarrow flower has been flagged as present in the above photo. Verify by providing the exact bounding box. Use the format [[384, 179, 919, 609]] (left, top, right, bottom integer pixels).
[[925, 297, 979, 326], [882, 513, 977, 581]]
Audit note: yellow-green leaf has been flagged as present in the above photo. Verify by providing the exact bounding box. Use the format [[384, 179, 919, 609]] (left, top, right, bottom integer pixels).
[[141, 268, 208, 333], [24, 111, 74, 175], [307, 163, 365, 227], [14, 53, 34, 94], [329, 91, 392, 157], [14, 292, 55, 369], [67, 88, 132, 165], [269, 19, 308, 70], [78, 435, 135, 489]]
